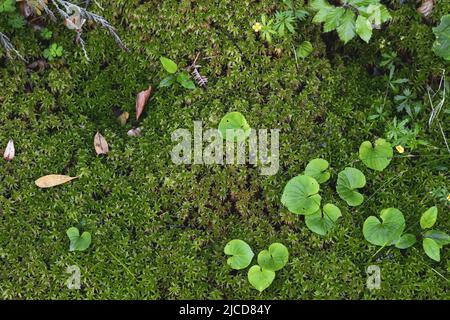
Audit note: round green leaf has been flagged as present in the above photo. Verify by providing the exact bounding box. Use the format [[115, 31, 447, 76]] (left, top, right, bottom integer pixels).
[[363, 208, 406, 247], [177, 72, 196, 90], [160, 56, 178, 73], [305, 203, 342, 236], [66, 227, 91, 252], [420, 206, 438, 230], [395, 233, 416, 249], [304, 158, 330, 184], [423, 238, 441, 262], [247, 265, 275, 292], [218, 112, 251, 142], [297, 41, 313, 58], [432, 14, 450, 61], [224, 239, 254, 270], [257, 243, 289, 271], [336, 167, 366, 206], [359, 138, 393, 171], [281, 175, 321, 215]]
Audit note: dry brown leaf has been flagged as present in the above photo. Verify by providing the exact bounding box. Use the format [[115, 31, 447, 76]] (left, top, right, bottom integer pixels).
[[35, 175, 78, 188], [418, 0, 434, 17], [3, 139, 15, 161], [94, 132, 109, 155], [136, 86, 152, 120]]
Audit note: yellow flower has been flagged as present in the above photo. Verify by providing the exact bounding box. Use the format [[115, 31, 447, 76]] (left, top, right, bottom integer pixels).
[[447, 194, 450, 202], [396, 145, 405, 154], [252, 22, 262, 33]]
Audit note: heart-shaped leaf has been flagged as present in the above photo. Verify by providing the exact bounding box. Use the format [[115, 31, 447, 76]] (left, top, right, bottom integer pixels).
[[257, 243, 289, 271], [35, 174, 79, 188], [218, 112, 251, 142], [336, 167, 366, 206], [304, 158, 330, 184], [363, 208, 405, 247], [420, 206, 438, 229], [247, 265, 275, 292], [359, 138, 393, 171], [432, 14, 450, 61], [160, 56, 178, 73], [224, 239, 254, 270], [297, 41, 313, 58], [66, 227, 92, 252], [281, 175, 321, 215], [395, 233, 416, 249], [94, 132, 109, 155], [305, 203, 342, 236], [423, 238, 441, 262], [423, 230, 450, 246]]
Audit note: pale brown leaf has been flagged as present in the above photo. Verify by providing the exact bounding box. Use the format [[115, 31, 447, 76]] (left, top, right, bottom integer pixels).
[[136, 86, 152, 120], [3, 139, 15, 161], [35, 175, 78, 188], [117, 111, 129, 126], [94, 132, 109, 155], [127, 127, 142, 137], [418, 0, 434, 17]]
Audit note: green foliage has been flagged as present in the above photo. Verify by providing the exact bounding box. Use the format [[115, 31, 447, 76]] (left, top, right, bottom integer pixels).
[[40, 28, 53, 40], [281, 175, 321, 215], [363, 208, 405, 247], [66, 227, 92, 252], [358, 138, 393, 171], [432, 14, 450, 61], [297, 41, 313, 59], [336, 167, 366, 206], [247, 265, 275, 292], [257, 243, 289, 272], [420, 207, 449, 262], [304, 158, 330, 184], [43, 43, 64, 61], [159, 56, 195, 90], [305, 203, 342, 236], [259, 14, 277, 43], [420, 206, 438, 229], [224, 239, 254, 270], [218, 112, 251, 141], [310, 0, 391, 43], [0, 0, 15, 13]]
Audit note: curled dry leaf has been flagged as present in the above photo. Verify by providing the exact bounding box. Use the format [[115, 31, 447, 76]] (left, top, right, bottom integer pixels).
[[136, 86, 152, 120], [35, 175, 78, 188], [117, 111, 129, 126], [418, 0, 434, 17], [127, 127, 142, 137], [3, 139, 15, 161], [94, 132, 109, 155]]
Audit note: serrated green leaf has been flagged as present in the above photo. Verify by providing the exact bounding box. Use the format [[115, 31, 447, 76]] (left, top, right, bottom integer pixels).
[[355, 15, 372, 43], [336, 10, 356, 43]]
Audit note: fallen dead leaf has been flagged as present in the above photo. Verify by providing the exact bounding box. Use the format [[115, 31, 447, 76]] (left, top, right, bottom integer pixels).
[[118, 111, 129, 126], [136, 86, 152, 120], [35, 174, 78, 188], [94, 132, 109, 155], [3, 140, 15, 161], [418, 0, 434, 17], [127, 127, 142, 137]]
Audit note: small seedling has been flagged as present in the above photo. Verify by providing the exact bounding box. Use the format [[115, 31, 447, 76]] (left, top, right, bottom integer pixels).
[[40, 28, 53, 40], [305, 203, 342, 236], [304, 158, 330, 184], [224, 239, 254, 270], [43, 43, 63, 61], [66, 227, 92, 252], [218, 112, 251, 142], [419, 206, 450, 262], [159, 56, 195, 90], [363, 208, 406, 247]]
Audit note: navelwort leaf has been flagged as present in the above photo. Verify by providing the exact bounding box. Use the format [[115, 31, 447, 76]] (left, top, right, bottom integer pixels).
[[257, 243, 289, 271], [218, 112, 251, 142], [304, 158, 330, 184], [336, 167, 366, 206], [363, 208, 405, 247], [66, 227, 92, 252], [395, 233, 416, 249], [247, 265, 275, 292], [305, 203, 342, 236], [224, 239, 254, 270], [359, 138, 393, 171], [281, 175, 321, 215]]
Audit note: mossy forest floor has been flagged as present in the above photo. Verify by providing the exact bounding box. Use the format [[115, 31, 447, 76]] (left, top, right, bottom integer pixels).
[[0, 0, 449, 299]]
